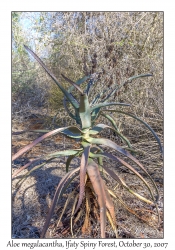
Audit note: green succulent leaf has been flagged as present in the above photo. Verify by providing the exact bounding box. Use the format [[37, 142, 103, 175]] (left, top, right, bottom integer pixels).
[[89, 124, 111, 134], [15, 148, 81, 186], [63, 97, 79, 122], [61, 74, 84, 94], [91, 107, 101, 123], [91, 102, 130, 112], [90, 146, 104, 172], [60, 128, 82, 139], [66, 153, 80, 172], [13, 148, 81, 179], [91, 93, 100, 105], [128, 73, 153, 81], [47, 149, 82, 158], [68, 75, 89, 93], [89, 123, 132, 151], [76, 75, 89, 85], [86, 137, 133, 158], [86, 78, 94, 95], [63, 75, 89, 122], [79, 94, 91, 129]]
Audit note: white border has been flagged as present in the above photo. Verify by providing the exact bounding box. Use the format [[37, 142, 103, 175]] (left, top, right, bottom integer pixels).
[[0, 1, 174, 249]]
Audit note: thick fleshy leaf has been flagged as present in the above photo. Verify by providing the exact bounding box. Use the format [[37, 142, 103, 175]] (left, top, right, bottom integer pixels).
[[100, 83, 122, 103], [89, 146, 104, 172], [63, 97, 79, 121], [66, 153, 80, 173], [61, 74, 84, 94], [87, 160, 106, 238], [79, 94, 91, 129], [128, 73, 153, 81], [12, 126, 80, 161], [63, 75, 88, 119], [76, 75, 89, 85], [86, 137, 133, 158], [47, 149, 82, 158], [91, 93, 100, 105], [89, 152, 155, 202], [86, 78, 95, 95], [61, 129, 82, 139], [74, 145, 91, 214], [91, 102, 130, 112], [91, 85, 110, 104], [68, 75, 89, 94], [91, 107, 101, 123], [103, 109, 163, 155], [89, 124, 111, 134], [89, 123, 132, 151], [86, 137, 159, 202], [40, 167, 80, 238], [63, 76, 89, 122], [24, 45, 79, 109], [92, 88, 107, 104]]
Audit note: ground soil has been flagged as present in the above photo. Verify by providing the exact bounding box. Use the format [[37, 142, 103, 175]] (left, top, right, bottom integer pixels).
[[12, 109, 163, 239]]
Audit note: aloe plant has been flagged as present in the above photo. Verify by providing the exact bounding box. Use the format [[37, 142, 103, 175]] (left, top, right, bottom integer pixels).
[[12, 45, 163, 238]]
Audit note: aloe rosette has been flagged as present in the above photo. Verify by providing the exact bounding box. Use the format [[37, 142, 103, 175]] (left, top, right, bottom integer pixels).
[[12, 46, 163, 238]]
